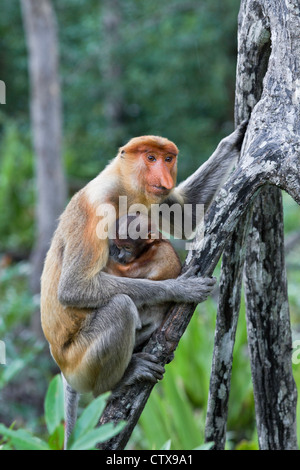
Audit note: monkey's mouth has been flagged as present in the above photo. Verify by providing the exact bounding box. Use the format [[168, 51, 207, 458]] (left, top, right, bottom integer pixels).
[[148, 185, 171, 196]]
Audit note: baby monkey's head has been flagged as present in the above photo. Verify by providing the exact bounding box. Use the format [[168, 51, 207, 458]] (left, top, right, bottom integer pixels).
[[109, 213, 160, 264]]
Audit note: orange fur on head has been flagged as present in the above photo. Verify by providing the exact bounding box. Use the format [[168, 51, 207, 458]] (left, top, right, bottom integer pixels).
[[119, 135, 179, 158]]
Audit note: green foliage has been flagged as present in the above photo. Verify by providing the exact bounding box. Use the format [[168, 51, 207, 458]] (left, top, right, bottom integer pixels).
[[0, 117, 34, 251], [0, 262, 36, 336], [0, 262, 41, 402], [44, 375, 65, 437], [0, 374, 125, 450], [0, 2, 29, 117], [50, 0, 240, 180]]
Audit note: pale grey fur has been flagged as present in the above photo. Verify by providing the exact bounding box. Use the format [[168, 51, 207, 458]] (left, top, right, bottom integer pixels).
[[62, 373, 79, 450], [58, 269, 216, 309]]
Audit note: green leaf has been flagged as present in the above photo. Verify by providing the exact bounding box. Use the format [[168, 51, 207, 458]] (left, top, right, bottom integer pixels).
[[139, 390, 173, 449], [68, 392, 110, 446], [48, 424, 65, 450], [0, 424, 50, 450], [69, 421, 125, 451], [163, 368, 200, 449], [44, 375, 64, 435]]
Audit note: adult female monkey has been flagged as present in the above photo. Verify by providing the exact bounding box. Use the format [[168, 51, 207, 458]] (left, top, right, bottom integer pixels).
[[41, 121, 247, 441]]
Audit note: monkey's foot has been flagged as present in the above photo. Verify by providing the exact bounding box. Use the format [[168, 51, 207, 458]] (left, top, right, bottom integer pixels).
[[111, 353, 165, 398]]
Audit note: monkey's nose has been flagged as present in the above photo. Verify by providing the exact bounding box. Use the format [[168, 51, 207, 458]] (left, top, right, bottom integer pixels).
[[160, 175, 174, 191]]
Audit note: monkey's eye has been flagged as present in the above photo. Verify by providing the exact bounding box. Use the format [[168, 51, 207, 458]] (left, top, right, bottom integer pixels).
[[123, 245, 132, 251], [165, 156, 174, 163], [147, 155, 156, 162]]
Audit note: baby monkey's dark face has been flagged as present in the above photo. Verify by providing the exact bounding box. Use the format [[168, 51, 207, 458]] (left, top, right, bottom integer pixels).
[[109, 213, 158, 264], [109, 237, 149, 265]]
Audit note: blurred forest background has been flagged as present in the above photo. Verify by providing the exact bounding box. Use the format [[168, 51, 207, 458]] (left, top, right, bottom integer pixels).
[[0, 0, 300, 450]]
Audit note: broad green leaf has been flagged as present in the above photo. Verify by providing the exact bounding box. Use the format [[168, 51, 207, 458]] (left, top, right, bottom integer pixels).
[[48, 424, 65, 450], [68, 392, 110, 446], [45, 375, 64, 435], [163, 368, 200, 450], [0, 424, 50, 450], [139, 390, 172, 449], [69, 421, 125, 450]]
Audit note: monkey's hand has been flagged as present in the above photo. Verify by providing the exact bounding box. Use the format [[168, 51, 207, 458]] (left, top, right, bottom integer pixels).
[[173, 275, 216, 304], [224, 119, 249, 151]]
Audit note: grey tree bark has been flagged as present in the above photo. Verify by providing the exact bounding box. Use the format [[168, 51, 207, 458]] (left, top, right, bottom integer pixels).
[[244, 186, 297, 449], [205, 0, 299, 450], [21, 0, 67, 295], [97, 0, 300, 450]]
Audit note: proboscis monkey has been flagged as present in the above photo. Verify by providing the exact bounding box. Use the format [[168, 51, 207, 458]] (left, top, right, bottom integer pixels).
[[40, 121, 247, 443]]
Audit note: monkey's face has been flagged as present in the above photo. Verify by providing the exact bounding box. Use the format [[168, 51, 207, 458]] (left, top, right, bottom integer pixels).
[[110, 213, 159, 265], [119, 136, 178, 203], [142, 151, 177, 199], [109, 240, 143, 265]]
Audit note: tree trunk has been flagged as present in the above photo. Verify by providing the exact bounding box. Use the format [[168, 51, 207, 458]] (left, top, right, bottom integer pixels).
[[205, 0, 299, 450], [204, 212, 252, 449], [244, 186, 297, 449], [98, 0, 300, 450], [100, 0, 124, 145], [21, 0, 67, 295]]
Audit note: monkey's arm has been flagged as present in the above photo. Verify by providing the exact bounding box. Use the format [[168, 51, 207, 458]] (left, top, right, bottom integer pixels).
[[58, 257, 215, 310], [165, 120, 248, 236]]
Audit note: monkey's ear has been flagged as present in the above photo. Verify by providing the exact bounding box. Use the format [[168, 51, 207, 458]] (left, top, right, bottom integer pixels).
[[120, 149, 125, 158]]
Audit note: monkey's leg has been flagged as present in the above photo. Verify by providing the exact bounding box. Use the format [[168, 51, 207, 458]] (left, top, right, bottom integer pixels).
[[62, 373, 79, 450], [134, 304, 167, 350], [73, 294, 141, 397], [64, 295, 164, 399], [89, 295, 164, 397]]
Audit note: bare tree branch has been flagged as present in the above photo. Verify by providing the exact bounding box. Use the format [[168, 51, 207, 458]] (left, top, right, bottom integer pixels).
[[205, 0, 299, 450], [21, 0, 67, 295]]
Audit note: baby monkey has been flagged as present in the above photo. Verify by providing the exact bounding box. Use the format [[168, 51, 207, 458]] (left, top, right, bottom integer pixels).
[[106, 213, 182, 281], [105, 213, 182, 349]]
